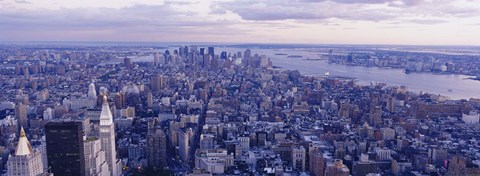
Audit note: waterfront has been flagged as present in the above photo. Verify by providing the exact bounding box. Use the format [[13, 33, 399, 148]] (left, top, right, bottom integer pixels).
[[219, 47, 480, 100], [127, 46, 480, 100]]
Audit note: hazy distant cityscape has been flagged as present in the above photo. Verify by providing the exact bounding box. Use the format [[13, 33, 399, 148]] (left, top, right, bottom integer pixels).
[[0, 42, 479, 176]]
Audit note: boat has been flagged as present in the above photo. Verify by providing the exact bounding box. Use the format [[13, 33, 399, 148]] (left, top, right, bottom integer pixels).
[[287, 55, 302, 58]]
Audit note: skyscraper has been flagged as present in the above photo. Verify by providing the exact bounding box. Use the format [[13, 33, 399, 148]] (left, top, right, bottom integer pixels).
[[208, 47, 215, 58], [15, 103, 27, 130], [99, 95, 122, 176], [309, 143, 325, 176], [328, 49, 333, 61], [45, 121, 85, 176], [178, 127, 194, 162], [88, 82, 97, 99], [7, 127, 44, 176], [84, 137, 111, 176], [292, 145, 306, 171], [124, 57, 132, 69], [147, 91, 153, 108], [146, 128, 167, 169], [150, 75, 165, 92], [220, 51, 227, 60]]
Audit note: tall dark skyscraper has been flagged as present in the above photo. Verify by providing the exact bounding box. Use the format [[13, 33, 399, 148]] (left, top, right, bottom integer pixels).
[[208, 47, 215, 58], [124, 57, 132, 69], [45, 121, 85, 176], [147, 128, 167, 169], [221, 51, 227, 60]]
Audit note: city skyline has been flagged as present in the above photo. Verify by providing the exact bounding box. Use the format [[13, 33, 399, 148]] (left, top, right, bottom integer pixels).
[[1, 0, 480, 46]]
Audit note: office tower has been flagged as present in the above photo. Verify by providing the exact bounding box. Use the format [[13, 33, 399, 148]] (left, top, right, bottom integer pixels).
[[146, 128, 167, 169], [7, 127, 44, 176], [370, 106, 382, 126], [15, 89, 29, 105], [183, 46, 189, 58], [243, 49, 251, 59], [256, 131, 267, 147], [147, 91, 153, 108], [45, 121, 85, 176], [124, 57, 132, 69], [381, 127, 396, 140], [208, 47, 215, 58], [199, 48, 206, 67], [328, 50, 333, 60], [224, 141, 240, 159], [178, 128, 194, 162], [150, 75, 165, 92], [309, 143, 325, 176], [259, 55, 270, 68], [15, 103, 28, 130], [88, 82, 97, 99], [40, 136, 48, 172], [99, 95, 122, 176], [238, 135, 250, 152], [84, 137, 111, 176], [114, 92, 126, 109], [43, 108, 53, 121], [210, 58, 219, 71], [386, 95, 395, 112], [347, 53, 355, 62], [428, 147, 447, 166], [220, 51, 227, 60], [153, 52, 160, 66], [292, 145, 306, 171]]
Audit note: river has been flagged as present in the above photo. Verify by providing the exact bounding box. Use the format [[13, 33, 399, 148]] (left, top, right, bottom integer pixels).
[[129, 46, 480, 100], [216, 47, 480, 100]]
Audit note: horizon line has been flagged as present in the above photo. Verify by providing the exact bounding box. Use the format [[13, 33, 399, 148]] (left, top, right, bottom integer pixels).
[[1, 40, 480, 48]]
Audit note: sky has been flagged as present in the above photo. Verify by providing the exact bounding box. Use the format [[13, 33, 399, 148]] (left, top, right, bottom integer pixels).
[[1, 0, 480, 45]]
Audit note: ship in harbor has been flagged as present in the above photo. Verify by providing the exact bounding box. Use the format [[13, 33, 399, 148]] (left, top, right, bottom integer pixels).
[[287, 55, 302, 58]]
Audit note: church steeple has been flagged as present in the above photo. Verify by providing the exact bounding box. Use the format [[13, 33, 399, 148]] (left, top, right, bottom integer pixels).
[[15, 127, 33, 156]]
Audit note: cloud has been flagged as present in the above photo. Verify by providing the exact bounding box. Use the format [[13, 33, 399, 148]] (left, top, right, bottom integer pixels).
[[403, 19, 448, 24], [0, 3, 248, 41], [213, 0, 480, 23], [14, 0, 30, 4], [212, 0, 398, 21], [0, 0, 479, 44]]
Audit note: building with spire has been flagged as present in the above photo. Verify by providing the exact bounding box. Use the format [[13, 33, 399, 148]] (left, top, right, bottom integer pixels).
[[69, 82, 98, 110], [7, 127, 44, 176], [88, 82, 97, 100], [99, 95, 122, 176], [15, 103, 28, 130]]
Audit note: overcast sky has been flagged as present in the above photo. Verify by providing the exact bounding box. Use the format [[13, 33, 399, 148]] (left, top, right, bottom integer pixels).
[[1, 0, 480, 45]]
